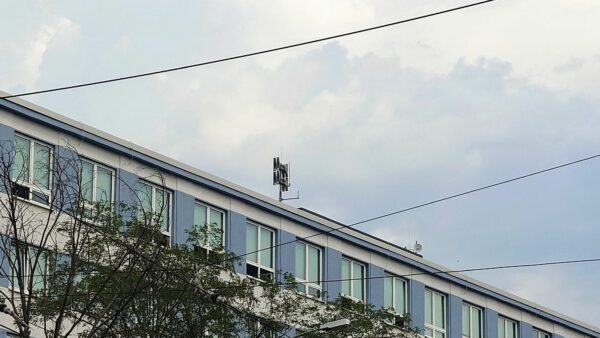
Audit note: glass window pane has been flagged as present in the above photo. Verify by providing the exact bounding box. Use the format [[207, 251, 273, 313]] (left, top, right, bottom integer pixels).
[[507, 321, 515, 338], [80, 161, 94, 203], [138, 182, 152, 214], [210, 209, 223, 228], [434, 293, 445, 328], [259, 228, 273, 268], [341, 259, 350, 296], [155, 189, 164, 212], [246, 224, 258, 263], [384, 275, 393, 308], [194, 204, 207, 227], [295, 243, 306, 280], [33, 143, 50, 189], [424, 328, 433, 338], [352, 262, 364, 300], [33, 252, 46, 291], [462, 305, 470, 337], [162, 193, 170, 232], [9, 246, 17, 288], [395, 278, 406, 313], [12, 136, 30, 182], [209, 209, 224, 247], [32, 191, 49, 204], [425, 290, 433, 325], [194, 204, 208, 245], [435, 332, 445, 338], [307, 246, 319, 284], [473, 308, 481, 338], [155, 190, 169, 232], [308, 286, 319, 297], [96, 167, 112, 204], [498, 318, 505, 338]]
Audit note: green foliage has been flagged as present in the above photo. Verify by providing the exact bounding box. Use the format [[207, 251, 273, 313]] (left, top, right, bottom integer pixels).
[[23, 199, 417, 337], [4, 186, 415, 338]]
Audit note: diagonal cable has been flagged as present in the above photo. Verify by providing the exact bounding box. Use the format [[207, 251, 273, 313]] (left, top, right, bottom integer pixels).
[[0, 0, 496, 99]]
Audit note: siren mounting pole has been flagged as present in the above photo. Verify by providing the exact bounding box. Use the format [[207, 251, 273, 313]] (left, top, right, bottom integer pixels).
[[273, 156, 299, 202]]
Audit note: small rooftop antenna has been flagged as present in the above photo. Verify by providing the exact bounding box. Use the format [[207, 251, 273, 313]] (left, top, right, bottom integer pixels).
[[273, 156, 299, 202]]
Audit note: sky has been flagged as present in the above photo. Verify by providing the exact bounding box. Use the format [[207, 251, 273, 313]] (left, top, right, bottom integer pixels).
[[1, 0, 600, 328]]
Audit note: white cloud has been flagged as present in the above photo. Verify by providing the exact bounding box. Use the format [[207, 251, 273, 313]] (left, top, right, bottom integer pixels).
[[507, 268, 600, 326], [3, 1, 600, 328], [3, 17, 79, 91]]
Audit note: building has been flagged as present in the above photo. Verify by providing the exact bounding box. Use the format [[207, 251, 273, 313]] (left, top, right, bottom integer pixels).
[[0, 91, 598, 338]]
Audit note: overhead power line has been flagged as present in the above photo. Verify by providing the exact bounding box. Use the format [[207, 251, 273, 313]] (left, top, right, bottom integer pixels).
[[227, 152, 600, 263], [16, 256, 600, 294], [0, 0, 496, 99]]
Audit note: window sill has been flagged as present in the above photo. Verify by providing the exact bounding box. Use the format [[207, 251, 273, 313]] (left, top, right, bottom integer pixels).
[[340, 293, 365, 303], [15, 196, 51, 210], [294, 280, 323, 300], [245, 263, 275, 282]]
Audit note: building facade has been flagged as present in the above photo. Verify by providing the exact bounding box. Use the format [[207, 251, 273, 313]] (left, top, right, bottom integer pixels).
[[0, 91, 598, 338]]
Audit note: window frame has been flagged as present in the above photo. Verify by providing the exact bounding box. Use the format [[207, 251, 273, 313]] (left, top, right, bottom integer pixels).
[[79, 158, 115, 207], [245, 221, 276, 280], [294, 241, 322, 298], [193, 201, 226, 251], [340, 257, 366, 302], [138, 180, 172, 237], [11, 133, 53, 206], [245, 320, 276, 338], [384, 272, 408, 315], [532, 328, 550, 338], [424, 288, 447, 338], [498, 316, 519, 338], [462, 303, 483, 338], [9, 242, 49, 294]]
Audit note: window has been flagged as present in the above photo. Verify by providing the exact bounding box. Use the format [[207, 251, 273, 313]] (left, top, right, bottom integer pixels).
[[138, 181, 171, 244], [340, 258, 365, 301], [462, 303, 483, 338], [9, 243, 48, 292], [384, 273, 407, 314], [498, 317, 518, 338], [295, 242, 321, 297], [11, 134, 52, 205], [245, 222, 275, 280], [532, 328, 550, 338], [424, 289, 446, 338], [193, 202, 225, 251], [245, 321, 275, 338], [80, 159, 114, 208]]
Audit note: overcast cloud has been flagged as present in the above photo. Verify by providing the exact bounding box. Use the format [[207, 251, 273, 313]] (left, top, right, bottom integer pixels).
[[1, 0, 600, 327]]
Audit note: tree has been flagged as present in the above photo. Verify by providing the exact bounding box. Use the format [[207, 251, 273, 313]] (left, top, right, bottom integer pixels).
[[0, 139, 417, 337]]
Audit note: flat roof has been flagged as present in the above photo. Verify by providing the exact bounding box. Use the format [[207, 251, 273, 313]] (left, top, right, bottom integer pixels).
[[1, 90, 598, 336]]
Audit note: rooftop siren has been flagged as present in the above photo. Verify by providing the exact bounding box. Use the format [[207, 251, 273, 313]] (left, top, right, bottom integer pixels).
[[273, 156, 299, 202], [412, 241, 423, 254]]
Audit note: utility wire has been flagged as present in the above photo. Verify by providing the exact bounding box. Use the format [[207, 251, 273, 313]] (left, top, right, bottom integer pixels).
[[10, 152, 599, 283], [0, 0, 496, 99], [225, 152, 600, 264], [11, 256, 600, 294]]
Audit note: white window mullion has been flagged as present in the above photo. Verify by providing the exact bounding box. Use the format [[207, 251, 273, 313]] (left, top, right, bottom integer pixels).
[[91, 163, 97, 203], [470, 307, 474, 337], [28, 141, 35, 200], [349, 262, 354, 298], [256, 225, 262, 266], [151, 187, 156, 214], [305, 244, 309, 284], [270, 230, 274, 269], [246, 222, 275, 280], [29, 141, 35, 185]]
